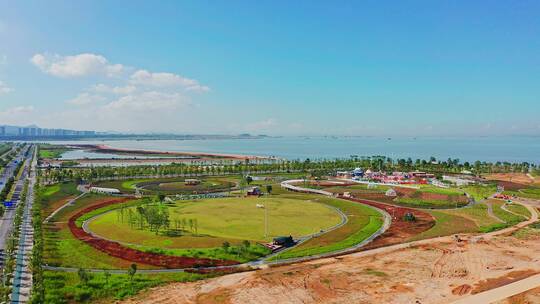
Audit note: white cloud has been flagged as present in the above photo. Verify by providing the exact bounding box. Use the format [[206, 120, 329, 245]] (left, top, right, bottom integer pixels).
[[0, 106, 36, 126], [0, 55, 7, 65], [130, 69, 209, 92], [0, 105, 34, 115], [103, 91, 189, 112], [92, 84, 136, 95], [0, 81, 13, 94], [67, 93, 106, 106], [30, 53, 124, 78], [25, 51, 212, 132]]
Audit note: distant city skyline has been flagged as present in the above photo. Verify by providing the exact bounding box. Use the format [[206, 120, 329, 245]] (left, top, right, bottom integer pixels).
[[0, 124, 96, 138], [1, 1, 539, 136]]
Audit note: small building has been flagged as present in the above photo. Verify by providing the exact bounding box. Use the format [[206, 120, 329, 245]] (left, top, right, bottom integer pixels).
[[247, 186, 262, 196], [89, 187, 121, 195], [273, 236, 295, 247], [431, 179, 450, 188], [385, 188, 397, 197], [185, 179, 201, 186], [443, 175, 475, 186], [410, 171, 435, 179], [352, 168, 364, 177], [342, 191, 353, 198], [336, 171, 350, 178]]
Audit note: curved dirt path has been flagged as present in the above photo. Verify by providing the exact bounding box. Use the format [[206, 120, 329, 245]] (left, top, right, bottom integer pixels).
[[501, 203, 529, 220]]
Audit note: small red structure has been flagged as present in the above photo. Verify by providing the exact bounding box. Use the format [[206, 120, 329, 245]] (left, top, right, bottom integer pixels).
[[494, 193, 511, 200]]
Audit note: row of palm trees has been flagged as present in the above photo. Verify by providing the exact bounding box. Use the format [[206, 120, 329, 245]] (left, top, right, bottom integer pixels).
[[38, 155, 538, 184]]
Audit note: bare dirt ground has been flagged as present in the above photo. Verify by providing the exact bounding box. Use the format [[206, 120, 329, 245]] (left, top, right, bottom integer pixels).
[[486, 173, 538, 186], [122, 231, 540, 304]]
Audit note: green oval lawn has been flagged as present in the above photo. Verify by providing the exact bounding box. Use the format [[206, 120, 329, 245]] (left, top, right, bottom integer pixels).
[[87, 197, 342, 249]]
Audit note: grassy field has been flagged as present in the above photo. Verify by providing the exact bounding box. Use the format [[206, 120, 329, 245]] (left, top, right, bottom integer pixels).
[[513, 223, 540, 240], [394, 197, 468, 209], [463, 184, 498, 201], [39, 144, 71, 159], [325, 183, 389, 193], [417, 184, 466, 195], [126, 242, 271, 263], [0, 143, 11, 156], [408, 199, 526, 240], [43, 270, 210, 303], [40, 183, 80, 218], [88, 197, 343, 246], [505, 187, 540, 200], [326, 183, 469, 209], [408, 210, 477, 241], [97, 177, 236, 194], [504, 202, 531, 219], [43, 193, 155, 270], [441, 203, 500, 228], [272, 197, 383, 260], [490, 200, 526, 225]]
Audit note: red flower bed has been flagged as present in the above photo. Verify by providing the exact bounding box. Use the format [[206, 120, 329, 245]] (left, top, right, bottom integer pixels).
[[396, 188, 468, 203], [496, 180, 529, 191], [69, 198, 239, 269], [419, 192, 468, 202]]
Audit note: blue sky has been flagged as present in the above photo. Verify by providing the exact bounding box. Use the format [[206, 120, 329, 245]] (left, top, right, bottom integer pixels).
[[0, 0, 539, 136]]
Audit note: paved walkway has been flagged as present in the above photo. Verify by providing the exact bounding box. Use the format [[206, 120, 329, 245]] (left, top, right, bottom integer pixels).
[[43, 191, 86, 223], [451, 273, 540, 304], [485, 201, 506, 223]]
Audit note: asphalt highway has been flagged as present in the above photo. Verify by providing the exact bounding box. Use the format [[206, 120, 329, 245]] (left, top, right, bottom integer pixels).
[[0, 146, 32, 267]]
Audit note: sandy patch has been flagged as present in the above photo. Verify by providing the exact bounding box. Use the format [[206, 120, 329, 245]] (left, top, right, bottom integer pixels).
[[121, 232, 540, 304]]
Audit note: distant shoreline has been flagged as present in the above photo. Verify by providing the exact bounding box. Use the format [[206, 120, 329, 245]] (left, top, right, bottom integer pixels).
[[79, 144, 269, 160], [40, 143, 273, 167]]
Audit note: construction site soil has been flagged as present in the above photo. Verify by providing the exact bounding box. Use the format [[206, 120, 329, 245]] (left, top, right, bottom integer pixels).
[[486, 173, 539, 186], [122, 230, 540, 304]]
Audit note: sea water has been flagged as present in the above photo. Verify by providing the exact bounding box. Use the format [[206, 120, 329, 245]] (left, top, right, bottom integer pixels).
[[40, 136, 540, 163]]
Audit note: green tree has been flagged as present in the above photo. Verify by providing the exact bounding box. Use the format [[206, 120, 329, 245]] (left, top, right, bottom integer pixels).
[[103, 269, 111, 286], [128, 263, 137, 283], [222, 241, 230, 252], [77, 268, 90, 285]]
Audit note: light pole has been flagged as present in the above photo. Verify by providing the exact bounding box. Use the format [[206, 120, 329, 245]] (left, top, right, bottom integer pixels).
[[265, 203, 268, 238]]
